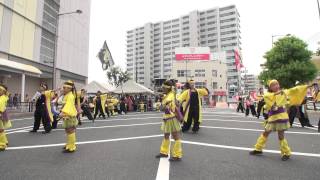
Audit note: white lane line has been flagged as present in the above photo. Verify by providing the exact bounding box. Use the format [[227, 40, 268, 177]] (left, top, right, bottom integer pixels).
[[6, 134, 163, 150], [182, 140, 320, 158], [8, 122, 162, 135], [155, 145, 170, 180], [293, 122, 318, 130], [7, 129, 32, 135], [11, 117, 33, 122], [82, 116, 159, 123], [201, 125, 320, 135], [203, 119, 262, 124], [6, 126, 34, 132], [76, 122, 161, 130]]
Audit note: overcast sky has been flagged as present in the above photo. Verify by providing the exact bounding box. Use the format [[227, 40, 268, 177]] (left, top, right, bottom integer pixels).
[[88, 0, 320, 83]]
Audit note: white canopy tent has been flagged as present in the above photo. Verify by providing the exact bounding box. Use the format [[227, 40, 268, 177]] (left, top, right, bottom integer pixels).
[[112, 80, 154, 94], [81, 81, 114, 95]]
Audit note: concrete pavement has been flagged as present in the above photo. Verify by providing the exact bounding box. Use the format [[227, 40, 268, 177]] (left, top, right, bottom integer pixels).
[[1, 109, 320, 180]]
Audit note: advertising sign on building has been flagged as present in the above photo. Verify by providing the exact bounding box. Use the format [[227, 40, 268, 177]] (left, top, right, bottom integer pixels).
[[175, 47, 210, 61]]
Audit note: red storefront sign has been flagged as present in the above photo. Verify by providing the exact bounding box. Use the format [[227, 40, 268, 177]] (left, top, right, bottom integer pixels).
[[175, 47, 210, 61]]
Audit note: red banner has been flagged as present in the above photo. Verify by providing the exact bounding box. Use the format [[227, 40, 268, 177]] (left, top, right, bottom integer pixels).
[[175, 54, 210, 61]]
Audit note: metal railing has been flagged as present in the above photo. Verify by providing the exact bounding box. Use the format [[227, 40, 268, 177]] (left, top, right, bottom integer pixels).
[[6, 102, 35, 112]]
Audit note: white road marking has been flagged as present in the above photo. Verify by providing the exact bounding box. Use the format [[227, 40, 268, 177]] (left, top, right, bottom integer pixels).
[[155, 144, 170, 180], [201, 125, 320, 135], [7, 129, 32, 135], [6, 126, 34, 132], [293, 122, 318, 130], [7, 132, 320, 159], [6, 134, 163, 150], [11, 117, 33, 122], [82, 116, 159, 123], [182, 140, 320, 158], [203, 118, 262, 124], [7, 122, 162, 134]]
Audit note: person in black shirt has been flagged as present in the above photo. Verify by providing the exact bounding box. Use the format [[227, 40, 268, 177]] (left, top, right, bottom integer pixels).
[[178, 80, 209, 133], [93, 91, 107, 120], [30, 83, 55, 134], [236, 96, 244, 113]]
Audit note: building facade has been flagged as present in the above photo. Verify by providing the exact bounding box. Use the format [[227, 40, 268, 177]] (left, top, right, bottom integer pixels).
[[242, 74, 262, 93], [172, 58, 228, 102], [126, 5, 241, 94], [0, 0, 91, 101]]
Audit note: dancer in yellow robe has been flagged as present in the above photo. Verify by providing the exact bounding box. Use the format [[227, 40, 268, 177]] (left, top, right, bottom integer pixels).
[[177, 80, 209, 133], [250, 79, 310, 161], [60, 80, 78, 153], [0, 84, 11, 151]]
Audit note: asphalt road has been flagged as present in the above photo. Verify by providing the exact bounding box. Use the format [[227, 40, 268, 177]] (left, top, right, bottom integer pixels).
[[1, 109, 320, 180]]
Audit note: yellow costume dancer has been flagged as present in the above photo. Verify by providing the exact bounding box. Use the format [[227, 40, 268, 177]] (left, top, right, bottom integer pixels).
[[107, 96, 118, 116], [156, 80, 182, 161], [0, 85, 11, 151], [139, 101, 145, 112], [250, 79, 309, 161], [155, 100, 161, 112], [60, 80, 78, 153]]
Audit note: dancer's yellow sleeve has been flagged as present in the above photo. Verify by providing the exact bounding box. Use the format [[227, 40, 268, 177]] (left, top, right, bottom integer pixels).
[[284, 85, 308, 106], [0, 95, 8, 112], [197, 88, 209, 97], [177, 90, 188, 103]]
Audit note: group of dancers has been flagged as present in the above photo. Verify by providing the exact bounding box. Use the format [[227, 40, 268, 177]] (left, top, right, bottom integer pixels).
[[156, 79, 319, 162], [0, 80, 79, 152], [0, 78, 318, 162]]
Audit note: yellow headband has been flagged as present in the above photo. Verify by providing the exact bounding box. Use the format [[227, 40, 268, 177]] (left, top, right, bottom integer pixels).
[[268, 79, 278, 87], [0, 86, 6, 92], [162, 84, 171, 89], [188, 80, 195, 83], [63, 84, 73, 89]]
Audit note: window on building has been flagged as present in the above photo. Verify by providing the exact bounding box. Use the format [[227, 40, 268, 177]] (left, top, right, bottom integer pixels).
[[212, 70, 217, 77], [207, 21, 216, 25], [172, 24, 179, 28], [195, 69, 205, 77], [195, 82, 206, 88], [172, 29, 180, 33], [177, 70, 191, 77], [212, 82, 218, 89]]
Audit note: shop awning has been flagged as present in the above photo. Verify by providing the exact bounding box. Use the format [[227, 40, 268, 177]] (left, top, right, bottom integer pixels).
[[0, 58, 42, 76]]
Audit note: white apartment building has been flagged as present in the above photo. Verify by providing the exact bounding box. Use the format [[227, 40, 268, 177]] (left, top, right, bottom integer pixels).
[[126, 5, 241, 94], [243, 74, 262, 93]]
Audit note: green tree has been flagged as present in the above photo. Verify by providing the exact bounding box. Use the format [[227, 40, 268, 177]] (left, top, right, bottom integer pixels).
[[107, 66, 130, 94], [316, 48, 320, 56], [259, 36, 317, 88]]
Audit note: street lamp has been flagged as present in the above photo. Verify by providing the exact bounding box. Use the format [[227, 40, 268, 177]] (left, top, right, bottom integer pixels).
[[52, 9, 82, 89], [271, 34, 291, 47], [317, 0, 320, 21]]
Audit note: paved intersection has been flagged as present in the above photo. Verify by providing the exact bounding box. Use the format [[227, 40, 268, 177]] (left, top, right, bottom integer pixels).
[[1, 109, 320, 180]]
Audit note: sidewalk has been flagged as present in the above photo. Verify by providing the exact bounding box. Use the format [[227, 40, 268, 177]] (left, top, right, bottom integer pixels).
[[7, 110, 33, 119]]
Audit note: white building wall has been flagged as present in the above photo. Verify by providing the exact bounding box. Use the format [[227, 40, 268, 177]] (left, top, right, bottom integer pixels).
[[57, 0, 91, 78]]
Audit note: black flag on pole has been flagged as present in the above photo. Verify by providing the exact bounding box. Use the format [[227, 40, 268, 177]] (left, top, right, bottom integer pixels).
[[97, 41, 114, 70]]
